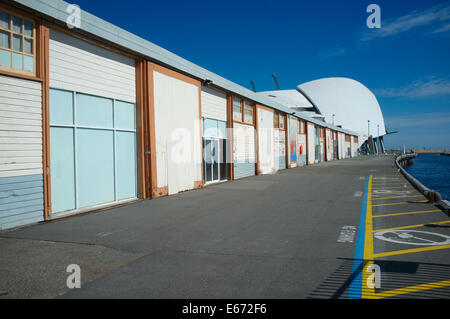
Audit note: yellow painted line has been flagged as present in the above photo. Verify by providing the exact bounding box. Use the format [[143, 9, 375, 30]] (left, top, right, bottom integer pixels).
[[372, 195, 423, 200], [372, 187, 410, 189], [373, 210, 441, 218], [365, 280, 450, 299], [374, 220, 450, 232], [372, 200, 427, 207], [362, 175, 375, 299], [373, 244, 450, 258]]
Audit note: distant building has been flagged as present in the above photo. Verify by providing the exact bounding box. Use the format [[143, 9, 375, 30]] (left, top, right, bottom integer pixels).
[[259, 77, 387, 155]]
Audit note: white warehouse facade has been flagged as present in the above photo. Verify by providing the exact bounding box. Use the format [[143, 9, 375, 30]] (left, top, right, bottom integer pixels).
[[1, 0, 368, 230]]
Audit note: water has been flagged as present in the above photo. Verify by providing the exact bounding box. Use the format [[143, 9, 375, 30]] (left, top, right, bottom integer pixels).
[[405, 153, 450, 200]]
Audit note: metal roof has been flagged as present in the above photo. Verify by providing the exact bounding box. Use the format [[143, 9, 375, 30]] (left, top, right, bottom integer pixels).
[[10, 0, 358, 136]]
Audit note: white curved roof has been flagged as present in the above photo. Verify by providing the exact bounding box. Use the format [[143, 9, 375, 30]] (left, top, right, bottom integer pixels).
[[298, 77, 386, 138]]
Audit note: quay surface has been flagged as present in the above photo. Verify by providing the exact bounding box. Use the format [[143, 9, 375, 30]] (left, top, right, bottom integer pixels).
[[0, 155, 449, 299]]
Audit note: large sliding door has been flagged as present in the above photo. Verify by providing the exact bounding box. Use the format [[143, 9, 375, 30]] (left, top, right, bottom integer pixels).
[[48, 29, 137, 214], [50, 89, 137, 214]]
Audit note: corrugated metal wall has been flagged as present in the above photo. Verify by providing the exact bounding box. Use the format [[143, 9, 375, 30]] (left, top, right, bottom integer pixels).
[[153, 71, 202, 194], [233, 122, 255, 179], [257, 108, 274, 175], [274, 129, 286, 170], [0, 75, 44, 230]]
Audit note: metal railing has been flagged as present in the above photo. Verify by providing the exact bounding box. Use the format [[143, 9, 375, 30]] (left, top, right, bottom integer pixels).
[[394, 153, 449, 213]]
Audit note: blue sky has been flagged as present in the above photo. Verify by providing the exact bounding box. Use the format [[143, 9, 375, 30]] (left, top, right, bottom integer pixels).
[[74, 0, 450, 149]]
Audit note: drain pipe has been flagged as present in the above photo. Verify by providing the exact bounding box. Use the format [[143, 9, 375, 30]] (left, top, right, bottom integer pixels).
[[394, 153, 449, 213]]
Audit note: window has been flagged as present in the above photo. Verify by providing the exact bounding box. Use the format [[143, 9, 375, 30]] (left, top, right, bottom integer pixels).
[[274, 111, 285, 129], [233, 97, 242, 121], [243, 101, 254, 123], [299, 120, 305, 134], [0, 8, 35, 74], [279, 113, 285, 129]]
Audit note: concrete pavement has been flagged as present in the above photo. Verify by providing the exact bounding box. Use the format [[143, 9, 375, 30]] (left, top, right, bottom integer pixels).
[[0, 155, 448, 298]]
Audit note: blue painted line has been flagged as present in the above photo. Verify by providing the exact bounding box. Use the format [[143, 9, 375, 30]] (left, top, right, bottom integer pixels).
[[348, 174, 370, 299]]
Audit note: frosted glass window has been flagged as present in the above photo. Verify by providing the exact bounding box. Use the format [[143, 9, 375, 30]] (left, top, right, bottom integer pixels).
[[23, 55, 33, 72], [12, 16, 21, 34], [0, 49, 10, 67], [204, 118, 218, 137], [115, 100, 135, 130], [24, 20, 33, 37], [12, 52, 21, 69], [218, 120, 227, 139], [50, 89, 73, 125], [244, 101, 253, 123], [0, 10, 10, 30], [0, 31, 10, 49], [116, 131, 137, 200], [12, 34, 21, 51], [76, 93, 113, 128], [50, 127, 76, 213], [24, 38, 32, 54], [0, 9, 35, 74], [76, 129, 115, 207], [233, 98, 242, 121]]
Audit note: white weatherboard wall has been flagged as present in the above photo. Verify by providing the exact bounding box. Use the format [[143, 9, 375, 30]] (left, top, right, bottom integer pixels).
[[0, 75, 44, 229], [201, 87, 226, 121], [49, 29, 136, 103], [154, 71, 201, 194], [257, 108, 274, 175], [307, 123, 315, 164]]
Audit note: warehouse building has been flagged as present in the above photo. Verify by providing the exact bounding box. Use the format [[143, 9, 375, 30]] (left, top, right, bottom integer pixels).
[[0, 0, 362, 230]]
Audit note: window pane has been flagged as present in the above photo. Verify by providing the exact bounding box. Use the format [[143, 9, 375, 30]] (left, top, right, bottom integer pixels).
[[244, 102, 253, 123], [217, 120, 227, 139], [12, 52, 22, 69], [76, 128, 115, 207], [0, 30, 10, 49], [12, 16, 21, 34], [116, 131, 137, 200], [12, 34, 21, 51], [279, 114, 284, 128], [24, 20, 33, 37], [76, 93, 113, 128], [115, 100, 135, 130], [0, 49, 10, 67], [233, 98, 241, 120], [50, 89, 73, 125], [50, 127, 76, 213], [0, 10, 10, 30], [23, 54, 33, 72], [24, 37, 32, 54], [203, 118, 218, 137]]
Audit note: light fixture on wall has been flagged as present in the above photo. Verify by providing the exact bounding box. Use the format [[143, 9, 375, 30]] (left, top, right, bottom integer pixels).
[[203, 79, 213, 86]]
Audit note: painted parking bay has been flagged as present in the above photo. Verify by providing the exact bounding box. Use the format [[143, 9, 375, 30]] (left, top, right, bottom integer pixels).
[[358, 173, 450, 299]]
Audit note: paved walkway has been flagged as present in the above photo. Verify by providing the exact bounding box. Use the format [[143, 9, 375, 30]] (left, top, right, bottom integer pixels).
[[0, 155, 449, 298]]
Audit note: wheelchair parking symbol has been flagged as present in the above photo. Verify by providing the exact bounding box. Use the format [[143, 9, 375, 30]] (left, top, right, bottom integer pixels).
[[374, 230, 450, 246]]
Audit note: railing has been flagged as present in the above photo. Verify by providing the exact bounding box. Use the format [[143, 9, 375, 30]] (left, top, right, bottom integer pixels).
[[395, 153, 449, 213]]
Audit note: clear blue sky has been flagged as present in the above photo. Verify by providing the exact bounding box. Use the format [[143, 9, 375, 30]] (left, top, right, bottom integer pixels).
[[74, 0, 450, 149]]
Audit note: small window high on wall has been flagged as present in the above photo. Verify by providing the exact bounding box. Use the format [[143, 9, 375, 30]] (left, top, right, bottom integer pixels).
[[0, 8, 35, 75]]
